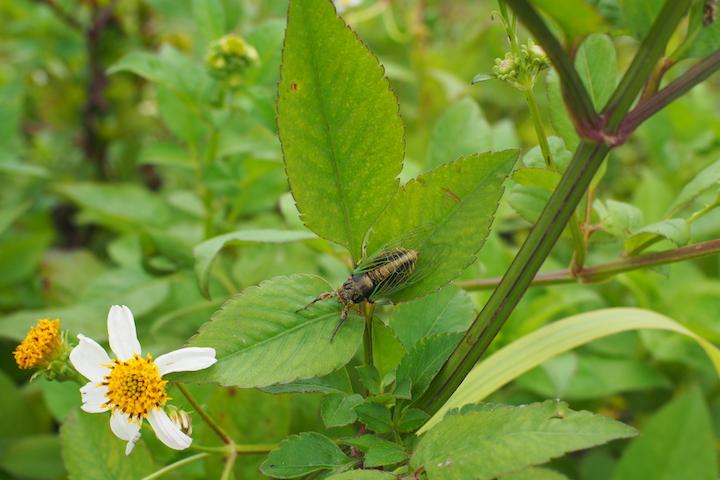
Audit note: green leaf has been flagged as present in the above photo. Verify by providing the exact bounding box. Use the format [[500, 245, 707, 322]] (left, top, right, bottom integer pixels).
[[531, 0, 606, 38], [60, 411, 155, 480], [425, 97, 492, 170], [371, 319, 405, 379], [0, 435, 64, 480], [684, 5, 720, 58], [613, 387, 717, 480], [575, 34, 617, 110], [368, 150, 518, 302], [545, 70, 579, 150], [422, 308, 720, 434], [326, 470, 395, 480], [192, 0, 228, 40], [412, 400, 635, 480], [390, 285, 475, 350], [278, 0, 404, 260], [0, 371, 40, 439], [0, 304, 106, 342], [517, 353, 670, 400], [55, 183, 178, 231], [343, 435, 407, 467], [512, 168, 562, 192], [395, 334, 460, 400], [501, 467, 569, 480], [595, 200, 644, 239], [0, 201, 29, 236], [522, 136, 573, 170], [354, 402, 393, 434], [398, 408, 430, 433], [622, 0, 664, 39], [178, 274, 364, 388], [193, 229, 317, 297], [624, 218, 690, 253], [262, 368, 353, 395], [667, 158, 720, 214], [321, 393, 364, 428], [260, 432, 352, 479]]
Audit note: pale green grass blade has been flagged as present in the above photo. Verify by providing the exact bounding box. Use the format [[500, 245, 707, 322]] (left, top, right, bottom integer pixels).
[[420, 307, 720, 434]]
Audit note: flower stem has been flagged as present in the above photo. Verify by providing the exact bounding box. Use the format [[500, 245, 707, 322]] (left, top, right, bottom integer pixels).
[[236, 443, 277, 454], [220, 449, 237, 480], [176, 383, 233, 445], [457, 238, 720, 290], [140, 453, 210, 480]]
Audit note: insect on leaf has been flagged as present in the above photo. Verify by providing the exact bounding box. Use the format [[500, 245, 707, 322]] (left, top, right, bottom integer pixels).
[[278, 0, 404, 261], [366, 150, 518, 303]]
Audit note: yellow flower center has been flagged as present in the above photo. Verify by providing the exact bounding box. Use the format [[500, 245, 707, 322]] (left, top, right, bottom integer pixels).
[[102, 354, 168, 419], [14, 319, 61, 369]]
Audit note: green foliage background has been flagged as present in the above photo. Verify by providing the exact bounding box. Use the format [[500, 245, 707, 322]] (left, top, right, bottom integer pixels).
[[1, 0, 720, 478]]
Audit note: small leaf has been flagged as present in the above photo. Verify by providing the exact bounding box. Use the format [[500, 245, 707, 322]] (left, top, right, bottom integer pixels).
[[177, 274, 363, 388], [411, 400, 635, 480], [595, 200, 644, 239], [613, 387, 717, 480], [278, 0, 404, 260], [193, 229, 317, 297], [512, 168, 562, 192], [667, 158, 720, 214], [471, 73, 494, 84], [354, 403, 393, 434], [355, 365, 382, 396], [624, 218, 690, 254], [321, 393, 364, 428], [262, 368, 353, 395], [397, 408, 430, 433], [395, 334, 460, 400], [545, 70, 579, 150], [390, 285, 474, 350], [60, 411, 155, 480], [192, 0, 228, 40], [368, 150, 518, 302], [425, 97, 492, 170], [261, 432, 352, 479], [343, 435, 407, 467], [522, 136, 573, 170], [575, 34, 617, 111], [501, 467, 569, 480]]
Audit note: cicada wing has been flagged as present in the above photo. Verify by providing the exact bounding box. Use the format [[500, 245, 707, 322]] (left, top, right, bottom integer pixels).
[[368, 245, 447, 301]]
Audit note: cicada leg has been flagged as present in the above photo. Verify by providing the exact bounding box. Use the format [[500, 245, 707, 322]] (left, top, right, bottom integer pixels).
[[330, 302, 351, 341], [295, 290, 337, 313]]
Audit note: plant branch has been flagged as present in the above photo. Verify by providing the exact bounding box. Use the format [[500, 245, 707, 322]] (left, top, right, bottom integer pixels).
[[622, 49, 720, 134], [176, 383, 233, 445], [457, 238, 720, 290], [32, 0, 83, 31], [140, 453, 210, 480], [363, 302, 375, 368], [504, 0, 598, 132], [602, 0, 692, 131]]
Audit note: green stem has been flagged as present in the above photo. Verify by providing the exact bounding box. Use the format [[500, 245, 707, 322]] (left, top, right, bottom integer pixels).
[[176, 383, 233, 445], [363, 303, 375, 367], [504, 0, 598, 131], [524, 86, 586, 269], [457, 238, 720, 290], [220, 450, 237, 480], [140, 453, 210, 480], [603, 0, 692, 131], [235, 443, 278, 454], [416, 140, 610, 414]]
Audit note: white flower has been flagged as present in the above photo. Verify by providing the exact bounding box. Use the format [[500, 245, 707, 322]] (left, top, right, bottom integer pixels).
[[69, 305, 216, 455], [334, 0, 362, 14]]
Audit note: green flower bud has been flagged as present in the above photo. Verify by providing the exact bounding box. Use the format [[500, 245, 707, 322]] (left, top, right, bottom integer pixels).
[[206, 34, 259, 87]]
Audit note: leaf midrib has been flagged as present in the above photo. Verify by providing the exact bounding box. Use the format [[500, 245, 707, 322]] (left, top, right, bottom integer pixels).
[[297, 3, 355, 255]]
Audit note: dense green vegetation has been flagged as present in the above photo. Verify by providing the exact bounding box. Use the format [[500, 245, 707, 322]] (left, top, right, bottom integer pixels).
[[2, 0, 720, 478]]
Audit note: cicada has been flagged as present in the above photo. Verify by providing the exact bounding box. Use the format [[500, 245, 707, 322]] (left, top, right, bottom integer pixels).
[[298, 245, 424, 339]]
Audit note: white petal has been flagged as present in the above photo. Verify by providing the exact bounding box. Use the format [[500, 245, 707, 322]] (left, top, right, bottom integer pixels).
[[80, 382, 109, 413], [69, 335, 111, 382], [110, 410, 142, 456], [107, 305, 141, 361], [147, 408, 192, 450], [155, 348, 217, 376]]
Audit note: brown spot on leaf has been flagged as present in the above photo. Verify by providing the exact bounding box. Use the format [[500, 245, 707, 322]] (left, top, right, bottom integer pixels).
[[443, 188, 461, 203], [290, 82, 299, 92]]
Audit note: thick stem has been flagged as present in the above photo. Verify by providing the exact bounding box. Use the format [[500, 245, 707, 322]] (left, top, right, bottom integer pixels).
[[176, 383, 233, 445], [504, 0, 598, 131], [457, 238, 720, 290], [363, 303, 375, 367], [416, 140, 610, 414], [140, 453, 210, 480]]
